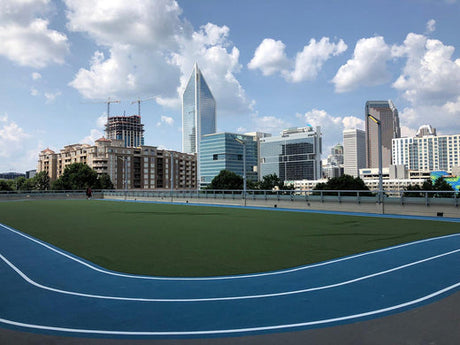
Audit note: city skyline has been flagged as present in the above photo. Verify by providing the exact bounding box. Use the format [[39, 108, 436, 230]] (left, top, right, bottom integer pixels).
[[1, 0, 460, 173]]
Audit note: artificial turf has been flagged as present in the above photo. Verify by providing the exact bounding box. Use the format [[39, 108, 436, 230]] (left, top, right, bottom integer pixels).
[[0, 199, 458, 277]]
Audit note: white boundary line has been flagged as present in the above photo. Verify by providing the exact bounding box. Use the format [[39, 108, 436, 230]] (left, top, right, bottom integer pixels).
[[1, 223, 459, 281], [1, 249, 459, 302], [0, 282, 459, 336]]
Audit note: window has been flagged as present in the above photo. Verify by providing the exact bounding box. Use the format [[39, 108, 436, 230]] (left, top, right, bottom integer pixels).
[[213, 154, 218, 160]]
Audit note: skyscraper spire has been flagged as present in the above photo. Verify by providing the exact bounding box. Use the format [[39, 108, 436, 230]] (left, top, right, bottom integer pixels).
[[182, 63, 216, 154]]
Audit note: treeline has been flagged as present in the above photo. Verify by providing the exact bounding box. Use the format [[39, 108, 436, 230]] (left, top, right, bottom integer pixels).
[[205, 171, 456, 198], [206, 171, 294, 191], [0, 163, 113, 191], [403, 177, 455, 198]]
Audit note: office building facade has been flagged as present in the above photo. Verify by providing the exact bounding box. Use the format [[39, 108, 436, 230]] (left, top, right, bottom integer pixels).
[[259, 126, 322, 181], [38, 138, 197, 189], [182, 63, 216, 155], [365, 100, 400, 169], [392, 128, 460, 172], [106, 115, 145, 147], [200, 132, 258, 188], [343, 129, 366, 177]]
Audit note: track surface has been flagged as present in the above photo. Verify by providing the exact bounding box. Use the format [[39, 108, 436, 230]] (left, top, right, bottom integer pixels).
[[0, 222, 459, 340]]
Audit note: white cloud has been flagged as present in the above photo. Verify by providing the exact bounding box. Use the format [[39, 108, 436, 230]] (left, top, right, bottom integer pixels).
[[80, 115, 106, 145], [66, 1, 253, 115], [250, 114, 291, 135], [96, 115, 106, 129], [44, 91, 62, 103], [392, 33, 460, 106], [30, 88, 39, 96], [398, 98, 460, 135], [287, 38, 347, 82], [391, 33, 460, 134], [332, 36, 391, 93], [32, 72, 42, 80], [0, 114, 44, 172], [156, 115, 174, 127], [81, 128, 104, 145], [300, 109, 364, 151], [249, 37, 347, 83], [0, 0, 69, 68], [247, 38, 290, 76], [426, 19, 436, 33]]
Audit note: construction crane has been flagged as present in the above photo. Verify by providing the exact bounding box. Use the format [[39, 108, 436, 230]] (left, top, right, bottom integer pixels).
[[131, 97, 155, 117], [105, 97, 120, 121]]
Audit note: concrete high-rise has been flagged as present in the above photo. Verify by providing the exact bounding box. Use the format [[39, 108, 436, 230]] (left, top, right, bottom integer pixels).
[[343, 129, 366, 177], [392, 127, 460, 172], [365, 100, 400, 169], [182, 63, 216, 154], [106, 115, 144, 148]]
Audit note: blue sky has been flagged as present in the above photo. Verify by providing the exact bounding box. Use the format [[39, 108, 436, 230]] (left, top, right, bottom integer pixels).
[[1, 0, 459, 173]]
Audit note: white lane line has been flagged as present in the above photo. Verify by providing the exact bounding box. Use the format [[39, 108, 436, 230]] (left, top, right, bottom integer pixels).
[[1, 223, 459, 281], [1, 249, 459, 302], [0, 282, 459, 336]]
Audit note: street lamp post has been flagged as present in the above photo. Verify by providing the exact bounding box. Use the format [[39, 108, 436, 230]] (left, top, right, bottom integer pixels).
[[235, 137, 247, 204], [170, 152, 174, 201], [367, 114, 383, 204], [117, 156, 128, 200]]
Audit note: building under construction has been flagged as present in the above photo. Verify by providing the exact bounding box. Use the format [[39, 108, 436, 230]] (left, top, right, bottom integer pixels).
[[106, 115, 144, 148]]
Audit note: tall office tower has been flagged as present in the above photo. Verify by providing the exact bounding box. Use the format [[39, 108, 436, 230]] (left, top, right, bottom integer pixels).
[[106, 115, 144, 148], [343, 129, 366, 177], [259, 126, 322, 181], [182, 63, 216, 154], [200, 132, 258, 188], [392, 126, 459, 172], [365, 100, 400, 169]]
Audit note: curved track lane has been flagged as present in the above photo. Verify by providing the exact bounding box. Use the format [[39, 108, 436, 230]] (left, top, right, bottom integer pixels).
[[0, 223, 459, 339]]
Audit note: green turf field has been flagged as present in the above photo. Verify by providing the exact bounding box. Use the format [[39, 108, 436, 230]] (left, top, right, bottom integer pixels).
[[0, 200, 458, 276]]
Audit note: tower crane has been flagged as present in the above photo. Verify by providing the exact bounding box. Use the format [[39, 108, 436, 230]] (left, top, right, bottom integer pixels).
[[105, 97, 120, 121], [131, 97, 155, 117]]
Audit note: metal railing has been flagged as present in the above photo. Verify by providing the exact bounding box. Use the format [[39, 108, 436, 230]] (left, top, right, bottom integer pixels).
[[101, 189, 459, 207], [0, 189, 458, 208]]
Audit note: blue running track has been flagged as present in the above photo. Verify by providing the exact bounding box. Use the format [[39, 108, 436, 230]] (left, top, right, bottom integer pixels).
[[0, 222, 459, 339]]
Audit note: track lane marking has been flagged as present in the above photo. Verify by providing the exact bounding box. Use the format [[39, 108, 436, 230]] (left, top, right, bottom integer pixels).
[[1, 249, 459, 302], [1, 223, 459, 281], [0, 282, 459, 336]]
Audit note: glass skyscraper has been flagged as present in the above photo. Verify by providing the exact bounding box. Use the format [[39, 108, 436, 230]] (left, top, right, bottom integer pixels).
[[200, 132, 258, 188], [259, 126, 322, 181], [182, 63, 216, 154]]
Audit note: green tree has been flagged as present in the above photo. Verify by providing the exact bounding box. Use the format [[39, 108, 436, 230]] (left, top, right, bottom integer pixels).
[[52, 163, 99, 190], [33, 171, 50, 190], [14, 176, 27, 190], [96, 173, 114, 189], [403, 184, 423, 197], [207, 170, 243, 190], [0, 180, 13, 191], [432, 177, 454, 198], [313, 174, 372, 196], [258, 173, 294, 191], [404, 177, 454, 198]]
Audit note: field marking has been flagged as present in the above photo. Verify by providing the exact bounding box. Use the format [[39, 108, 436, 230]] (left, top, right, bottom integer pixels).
[[1, 223, 459, 281], [0, 282, 459, 336], [0, 249, 459, 302]]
